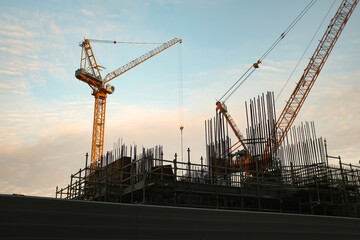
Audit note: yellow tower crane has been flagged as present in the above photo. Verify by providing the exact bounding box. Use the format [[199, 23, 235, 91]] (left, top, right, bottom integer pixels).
[[75, 38, 182, 169]]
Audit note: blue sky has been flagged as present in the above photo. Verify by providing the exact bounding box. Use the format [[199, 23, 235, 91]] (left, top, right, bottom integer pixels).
[[0, 0, 359, 196]]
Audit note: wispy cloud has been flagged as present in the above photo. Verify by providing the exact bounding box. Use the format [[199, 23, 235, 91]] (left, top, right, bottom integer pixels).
[[80, 9, 94, 17], [261, 65, 284, 72], [0, 23, 37, 38], [0, 70, 21, 76]]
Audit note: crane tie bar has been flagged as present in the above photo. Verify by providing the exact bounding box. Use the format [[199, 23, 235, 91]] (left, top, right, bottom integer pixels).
[[87, 39, 164, 44]]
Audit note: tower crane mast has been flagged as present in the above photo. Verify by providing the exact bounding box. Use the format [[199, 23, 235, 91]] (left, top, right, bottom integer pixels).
[[75, 38, 182, 168]]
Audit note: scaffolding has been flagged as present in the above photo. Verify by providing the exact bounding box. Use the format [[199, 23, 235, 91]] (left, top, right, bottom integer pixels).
[[56, 145, 360, 218], [57, 92, 360, 218]]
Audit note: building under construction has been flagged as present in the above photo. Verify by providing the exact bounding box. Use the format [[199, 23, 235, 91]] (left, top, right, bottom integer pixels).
[[56, 92, 360, 218]]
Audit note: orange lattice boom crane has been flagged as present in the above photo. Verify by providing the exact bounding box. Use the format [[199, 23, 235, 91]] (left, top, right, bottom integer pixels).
[[216, 0, 358, 172], [75, 38, 182, 168], [263, 0, 358, 158]]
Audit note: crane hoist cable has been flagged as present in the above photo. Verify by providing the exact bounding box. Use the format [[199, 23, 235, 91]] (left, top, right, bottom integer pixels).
[[275, 0, 336, 102], [219, 0, 317, 103], [178, 42, 184, 162]]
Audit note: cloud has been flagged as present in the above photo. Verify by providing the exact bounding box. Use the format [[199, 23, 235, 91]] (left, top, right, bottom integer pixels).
[[261, 65, 284, 72], [290, 71, 360, 165], [0, 79, 28, 90], [0, 95, 93, 150], [0, 101, 207, 197], [0, 4, 163, 197], [80, 9, 94, 17], [0, 131, 89, 197], [0, 46, 24, 55], [0, 69, 22, 75], [0, 23, 37, 38]]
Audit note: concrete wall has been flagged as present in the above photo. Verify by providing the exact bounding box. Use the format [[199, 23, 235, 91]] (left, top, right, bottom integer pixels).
[[0, 194, 359, 240]]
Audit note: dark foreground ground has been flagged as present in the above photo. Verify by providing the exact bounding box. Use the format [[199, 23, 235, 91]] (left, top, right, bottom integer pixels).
[[0, 194, 359, 240]]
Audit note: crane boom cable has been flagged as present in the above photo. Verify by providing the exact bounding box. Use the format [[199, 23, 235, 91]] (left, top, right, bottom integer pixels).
[[260, 0, 317, 61], [219, 65, 253, 101], [219, 0, 317, 103], [275, 0, 336, 102], [223, 68, 257, 102]]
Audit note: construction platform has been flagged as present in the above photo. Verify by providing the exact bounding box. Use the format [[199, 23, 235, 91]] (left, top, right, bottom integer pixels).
[[56, 151, 360, 218]]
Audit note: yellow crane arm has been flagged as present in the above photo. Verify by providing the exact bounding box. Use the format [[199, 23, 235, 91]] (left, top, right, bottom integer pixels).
[[103, 38, 182, 83], [264, 0, 359, 158]]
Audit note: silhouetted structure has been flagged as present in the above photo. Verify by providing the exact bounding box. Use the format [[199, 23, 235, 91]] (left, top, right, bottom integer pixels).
[[57, 93, 360, 218]]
